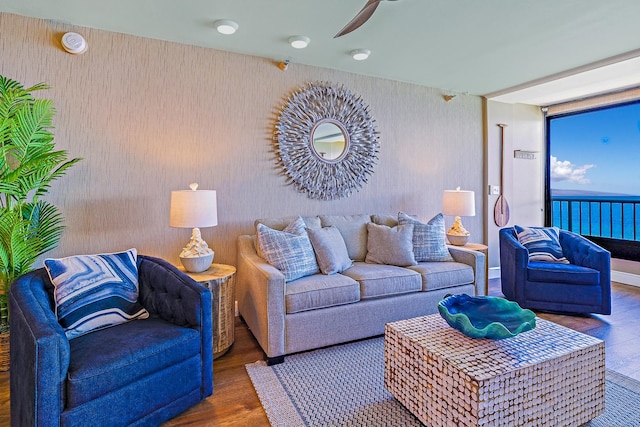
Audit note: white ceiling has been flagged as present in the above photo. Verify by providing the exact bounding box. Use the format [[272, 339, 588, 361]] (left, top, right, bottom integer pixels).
[[2, 0, 640, 106]]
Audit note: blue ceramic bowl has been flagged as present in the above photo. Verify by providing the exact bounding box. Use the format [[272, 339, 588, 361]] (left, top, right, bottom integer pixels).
[[438, 294, 536, 339]]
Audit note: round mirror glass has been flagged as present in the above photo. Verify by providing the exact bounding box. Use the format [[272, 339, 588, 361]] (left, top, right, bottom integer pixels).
[[311, 120, 349, 162]]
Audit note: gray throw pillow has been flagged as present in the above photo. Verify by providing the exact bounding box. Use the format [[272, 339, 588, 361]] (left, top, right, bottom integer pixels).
[[257, 217, 319, 281], [365, 223, 417, 267], [307, 226, 353, 274], [319, 214, 370, 261], [398, 212, 454, 262]]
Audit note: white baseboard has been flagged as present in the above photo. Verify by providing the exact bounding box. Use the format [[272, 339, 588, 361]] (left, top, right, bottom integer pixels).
[[611, 270, 640, 287], [490, 267, 640, 288], [488, 267, 501, 280]]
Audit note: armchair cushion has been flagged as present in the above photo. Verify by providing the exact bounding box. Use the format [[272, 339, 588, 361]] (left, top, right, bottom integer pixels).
[[514, 225, 569, 264], [66, 317, 201, 408], [44, 248, 149, 339], [527, 262, 600, 286]]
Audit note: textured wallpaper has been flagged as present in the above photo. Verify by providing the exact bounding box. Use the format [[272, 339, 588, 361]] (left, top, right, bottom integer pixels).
[[0, 12, 483, 267]]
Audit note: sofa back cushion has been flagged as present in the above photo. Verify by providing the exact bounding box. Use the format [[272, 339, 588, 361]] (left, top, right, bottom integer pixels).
[[255, 216, 321, 231], [319, 214, 371, 261], [371, 214, 399, 227]]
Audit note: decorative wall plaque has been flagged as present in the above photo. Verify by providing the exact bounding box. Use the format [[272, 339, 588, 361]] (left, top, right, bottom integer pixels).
[[275, 81, 379, 200]]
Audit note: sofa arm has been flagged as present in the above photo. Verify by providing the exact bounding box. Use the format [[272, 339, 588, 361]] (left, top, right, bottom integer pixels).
[[448, 246, 486, 296], [138, 256, 211, 328], [137, 255, 213, 398], [236, 235, 287, 359], [9, 269, 71, 427], [499, 227, 529, 302]]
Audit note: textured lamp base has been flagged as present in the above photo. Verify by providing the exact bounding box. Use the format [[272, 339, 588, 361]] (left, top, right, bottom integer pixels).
[[180, 253, 214, 273], [446, 233, 469, 246]]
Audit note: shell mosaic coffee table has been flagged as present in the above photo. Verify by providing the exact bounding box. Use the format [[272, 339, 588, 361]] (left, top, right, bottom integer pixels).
[[384, 314, 605, 427]]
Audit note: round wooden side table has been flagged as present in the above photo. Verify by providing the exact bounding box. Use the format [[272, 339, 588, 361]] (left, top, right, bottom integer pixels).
[[179, 263, 236, 359]]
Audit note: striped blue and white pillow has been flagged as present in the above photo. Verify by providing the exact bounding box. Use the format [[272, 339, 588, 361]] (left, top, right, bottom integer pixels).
[[257, 217, 319, 282], [514, 225, 570, 264], [398, 212, 454, 262], [45, 248, 149, 340]]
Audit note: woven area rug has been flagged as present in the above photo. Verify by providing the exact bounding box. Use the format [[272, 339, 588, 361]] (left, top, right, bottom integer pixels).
[[246, 337, 640, 427]]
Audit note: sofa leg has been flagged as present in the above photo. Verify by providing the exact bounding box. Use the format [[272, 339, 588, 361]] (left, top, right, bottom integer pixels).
[[266, 355, 285, 365]]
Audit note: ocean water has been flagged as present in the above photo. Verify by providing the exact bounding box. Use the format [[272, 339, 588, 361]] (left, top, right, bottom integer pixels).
[[551, 195, 640, 241]]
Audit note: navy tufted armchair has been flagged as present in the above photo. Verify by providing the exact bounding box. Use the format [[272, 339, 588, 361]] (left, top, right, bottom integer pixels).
[[499, 227, 611, 315], [9, 255, 213, 427]]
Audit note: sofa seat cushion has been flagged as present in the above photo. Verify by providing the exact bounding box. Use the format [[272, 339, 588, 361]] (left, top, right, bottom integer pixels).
[[67, 317, 201, 408], [408, 262, 474, 291], [527, 262, 600, 285], [342, 262, 421, 299], [285, 274, 360, 314]]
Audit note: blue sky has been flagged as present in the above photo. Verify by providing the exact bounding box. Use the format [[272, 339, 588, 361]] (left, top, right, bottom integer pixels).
[[549, 101, 640, 196]]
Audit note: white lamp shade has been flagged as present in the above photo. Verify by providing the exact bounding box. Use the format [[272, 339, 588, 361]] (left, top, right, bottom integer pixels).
[[170, 190, 218, 228], [442, 189, 476, 217]]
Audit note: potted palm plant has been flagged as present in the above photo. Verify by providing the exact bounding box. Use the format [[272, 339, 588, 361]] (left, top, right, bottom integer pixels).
[[0, 74, 81, 370]]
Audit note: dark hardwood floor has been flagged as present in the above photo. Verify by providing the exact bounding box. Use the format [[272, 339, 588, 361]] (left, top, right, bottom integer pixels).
[[1, 279, 639, 426]]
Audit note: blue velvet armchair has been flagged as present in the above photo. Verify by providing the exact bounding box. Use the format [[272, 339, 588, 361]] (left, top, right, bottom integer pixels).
[[9, 255, 213, 427], [499, 227, 611, 315]]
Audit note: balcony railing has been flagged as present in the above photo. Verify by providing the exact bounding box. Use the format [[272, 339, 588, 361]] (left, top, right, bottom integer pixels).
[[551, 195, 640, 242]]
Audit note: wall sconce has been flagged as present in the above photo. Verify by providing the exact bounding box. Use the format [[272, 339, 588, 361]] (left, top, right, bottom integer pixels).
[[351, 49, 371, 61], [170, 183, 218, 272], [442, 187, 476, 246], [278, 59, 290, 71], [61, 32, 88, 55], [214, 20, 239, 35], [289, 36, 310, 49]]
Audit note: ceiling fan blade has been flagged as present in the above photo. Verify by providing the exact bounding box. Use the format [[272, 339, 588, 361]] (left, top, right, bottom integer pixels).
[[334, 0, 381, 38]]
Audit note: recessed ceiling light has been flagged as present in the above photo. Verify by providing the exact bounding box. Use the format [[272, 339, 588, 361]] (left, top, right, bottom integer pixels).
[[214, 20, 238, 35], [351, 49, 371, 61], [289, 36, 310, 49]]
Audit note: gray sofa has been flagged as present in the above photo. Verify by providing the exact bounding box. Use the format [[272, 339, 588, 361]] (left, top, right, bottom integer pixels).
[[237, 214, 486, 364]]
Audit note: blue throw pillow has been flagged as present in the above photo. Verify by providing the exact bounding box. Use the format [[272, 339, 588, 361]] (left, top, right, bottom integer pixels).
[[514, 225, 570, 264], [398, 212, 454, 262], [257, 217, 320, 281], [44, 248, 149, 340]]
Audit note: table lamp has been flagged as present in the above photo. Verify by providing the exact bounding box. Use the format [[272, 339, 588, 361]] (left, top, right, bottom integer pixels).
[[170, 183, 218, 272], [442, 187, 475, 246]]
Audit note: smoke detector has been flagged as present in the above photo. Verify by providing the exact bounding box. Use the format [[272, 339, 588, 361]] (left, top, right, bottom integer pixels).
[[61, 32, 88, 54]]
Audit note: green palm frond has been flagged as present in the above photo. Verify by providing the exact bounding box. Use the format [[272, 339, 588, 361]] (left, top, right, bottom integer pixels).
[[0, 74, 81, 325]]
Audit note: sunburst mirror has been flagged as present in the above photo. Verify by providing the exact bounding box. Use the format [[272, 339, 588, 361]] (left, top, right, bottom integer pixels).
[[275, 81, 380, 200]]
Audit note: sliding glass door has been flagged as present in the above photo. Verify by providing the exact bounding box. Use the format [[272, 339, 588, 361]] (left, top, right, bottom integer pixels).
[[545, 101, 640, 260]]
